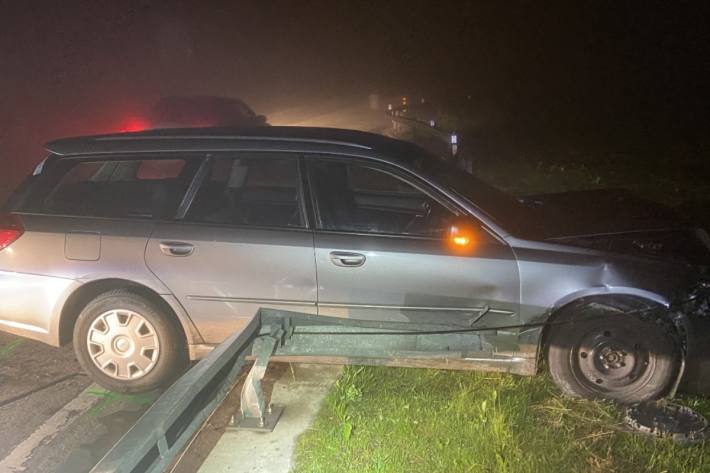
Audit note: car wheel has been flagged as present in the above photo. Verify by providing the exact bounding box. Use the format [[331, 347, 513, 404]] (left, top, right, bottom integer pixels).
[[546, 305, 680, 403], [73, 289, 188, 393]]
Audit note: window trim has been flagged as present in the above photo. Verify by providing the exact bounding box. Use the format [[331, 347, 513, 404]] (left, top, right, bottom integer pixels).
[[176, 155, 212, 219], [305, 155, 467, 239], [296, 155, 311, 229], [179, 151, 310, 230]]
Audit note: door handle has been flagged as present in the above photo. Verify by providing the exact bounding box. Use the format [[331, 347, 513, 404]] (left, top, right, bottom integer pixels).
[[159, 241, 195, 257], [329, 251, 366, 267]]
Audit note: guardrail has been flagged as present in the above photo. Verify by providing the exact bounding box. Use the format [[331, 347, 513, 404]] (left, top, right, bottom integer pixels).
[[386, 103, 472, 173], [91, 306, 534, 472], [90, 315, 260, 473]]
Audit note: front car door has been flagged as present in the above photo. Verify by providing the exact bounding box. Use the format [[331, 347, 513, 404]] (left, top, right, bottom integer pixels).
[[145, 153, 316, 344], [307, 156, 520, 347]]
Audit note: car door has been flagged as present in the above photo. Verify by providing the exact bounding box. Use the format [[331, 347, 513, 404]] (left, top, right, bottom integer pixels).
[[145, 153, 317, 344], [307, 156, 520, 333]]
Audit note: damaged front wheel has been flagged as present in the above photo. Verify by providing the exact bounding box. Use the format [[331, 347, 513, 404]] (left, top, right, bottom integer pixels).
[[547, 305, 680, 403]]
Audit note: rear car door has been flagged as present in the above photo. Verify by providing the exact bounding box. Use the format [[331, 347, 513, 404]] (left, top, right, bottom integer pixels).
[[307, 156, 520, 333], [145, 153, 316, 344]]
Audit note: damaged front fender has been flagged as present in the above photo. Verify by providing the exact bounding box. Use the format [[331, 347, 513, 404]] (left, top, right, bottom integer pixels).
[[674, 281, 710, 395]]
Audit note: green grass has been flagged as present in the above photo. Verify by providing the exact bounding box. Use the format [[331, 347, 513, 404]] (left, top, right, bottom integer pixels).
[[294, 367, 710, 473], [474, 153, 710, 207], [293, 148, 710, 472]]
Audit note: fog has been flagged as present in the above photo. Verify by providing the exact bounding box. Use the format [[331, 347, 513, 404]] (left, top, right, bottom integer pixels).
[[1, 1, 708, 200]]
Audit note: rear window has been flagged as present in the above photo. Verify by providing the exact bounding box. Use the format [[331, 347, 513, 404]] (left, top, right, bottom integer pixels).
[[186, 155, 304, 228], [17, 157, 198, 219]]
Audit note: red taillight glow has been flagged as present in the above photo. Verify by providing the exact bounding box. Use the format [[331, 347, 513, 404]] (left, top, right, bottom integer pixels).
[[119, 116, 150, 132], [0, 215, 23, 251]]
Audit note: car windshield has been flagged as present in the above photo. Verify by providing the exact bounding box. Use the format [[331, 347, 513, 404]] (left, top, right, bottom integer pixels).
[[412, 151, 539, 238]]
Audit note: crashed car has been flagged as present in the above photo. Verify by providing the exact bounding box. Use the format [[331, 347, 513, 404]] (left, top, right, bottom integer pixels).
[[0, 127, 708, 402]]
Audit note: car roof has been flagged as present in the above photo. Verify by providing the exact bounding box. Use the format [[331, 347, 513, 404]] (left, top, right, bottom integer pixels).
[[45, 126, 420, 163]]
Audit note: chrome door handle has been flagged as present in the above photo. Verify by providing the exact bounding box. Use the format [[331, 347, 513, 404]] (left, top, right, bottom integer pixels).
[[159, 241, 195, 257], [329, 251, 366, 267]]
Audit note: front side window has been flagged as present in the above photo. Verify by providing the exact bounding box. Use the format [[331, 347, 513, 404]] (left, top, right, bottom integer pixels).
[[38, 158, 194, 219], [186, 155, 304, 228], [309, 159, 455, 236]]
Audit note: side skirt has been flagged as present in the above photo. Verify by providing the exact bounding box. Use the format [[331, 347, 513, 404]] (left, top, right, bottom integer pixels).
[[190, 346, 538, 376], [263, 353, 537, 376]]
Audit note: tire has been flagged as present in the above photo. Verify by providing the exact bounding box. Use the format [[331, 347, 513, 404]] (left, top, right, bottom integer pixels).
[[73, 289, 188, 393], [546, 304, 680, 403]]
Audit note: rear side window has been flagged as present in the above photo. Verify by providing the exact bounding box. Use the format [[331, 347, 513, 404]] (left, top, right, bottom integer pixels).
[[186, 155, 304, 228], [21, 157, 197, 219]]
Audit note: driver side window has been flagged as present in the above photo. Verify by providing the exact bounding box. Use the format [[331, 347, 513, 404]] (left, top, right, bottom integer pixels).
[[309, 159, 455, 236]]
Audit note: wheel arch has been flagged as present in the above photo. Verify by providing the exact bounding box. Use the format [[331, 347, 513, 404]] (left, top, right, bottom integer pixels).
[[525, 288, 671, 362], [539, 292, 668, 358], [57, 278, 202, 347]]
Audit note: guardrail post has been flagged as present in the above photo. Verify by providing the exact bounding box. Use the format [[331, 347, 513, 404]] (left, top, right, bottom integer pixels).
[[229, 324, 287, 431], [450, 133, 458, 157]]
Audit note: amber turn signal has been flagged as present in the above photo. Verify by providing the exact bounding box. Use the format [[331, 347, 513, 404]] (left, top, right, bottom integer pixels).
[[447, 220, 478, 252], [452, 235, 471, 247]]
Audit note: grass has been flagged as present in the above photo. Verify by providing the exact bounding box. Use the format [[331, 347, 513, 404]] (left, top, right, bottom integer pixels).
[[293, 367, 710, 473], [293, 142, 710, 472], [474, 151, 710, 207]]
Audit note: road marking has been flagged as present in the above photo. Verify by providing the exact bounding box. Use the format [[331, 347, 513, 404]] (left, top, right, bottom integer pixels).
[[0, 383, 100, 472]]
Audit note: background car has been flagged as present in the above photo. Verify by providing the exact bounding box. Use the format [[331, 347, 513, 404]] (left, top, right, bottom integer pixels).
[[148, 95, 268, 129]]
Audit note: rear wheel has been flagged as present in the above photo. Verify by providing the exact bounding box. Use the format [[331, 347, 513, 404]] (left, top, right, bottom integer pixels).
[[547, 304, 680, 403], [73, 290, 188, 393]]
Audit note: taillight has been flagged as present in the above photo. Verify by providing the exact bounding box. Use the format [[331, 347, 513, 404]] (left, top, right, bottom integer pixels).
[[119, 116, 150, 132], [0, 215, 23, 251]]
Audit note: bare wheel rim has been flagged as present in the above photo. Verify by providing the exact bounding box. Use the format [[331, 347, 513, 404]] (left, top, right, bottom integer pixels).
[[86, 309, 160, 380], [570, 324, 655, 395]]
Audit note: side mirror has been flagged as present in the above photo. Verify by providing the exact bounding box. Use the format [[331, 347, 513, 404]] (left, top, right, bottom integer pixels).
[[445, 217, 481, 253]]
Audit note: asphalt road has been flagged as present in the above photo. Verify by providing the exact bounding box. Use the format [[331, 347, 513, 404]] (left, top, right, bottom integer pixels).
[[0, 96, 393, 472]]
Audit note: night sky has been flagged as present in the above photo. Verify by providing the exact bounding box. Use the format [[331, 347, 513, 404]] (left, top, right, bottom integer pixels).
[[1, 1, 708, 191]]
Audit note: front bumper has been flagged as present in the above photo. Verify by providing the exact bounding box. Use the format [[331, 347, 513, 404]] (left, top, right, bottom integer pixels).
[[679, 315, 710, 395]]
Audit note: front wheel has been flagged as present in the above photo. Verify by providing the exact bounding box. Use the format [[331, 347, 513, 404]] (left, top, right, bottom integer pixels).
[[546, 306, 680, 403], [73, 290, 188, 393]]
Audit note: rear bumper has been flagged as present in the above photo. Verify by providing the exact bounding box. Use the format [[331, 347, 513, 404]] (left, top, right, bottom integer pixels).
[[0, 270, 77, 345]]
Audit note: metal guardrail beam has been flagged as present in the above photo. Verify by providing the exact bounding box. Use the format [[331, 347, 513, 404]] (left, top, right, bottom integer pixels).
[[90, 315, 260, 473], [386, 107, 460, 160], [390, 113, 452, 142], [387, 107, 475, 173]]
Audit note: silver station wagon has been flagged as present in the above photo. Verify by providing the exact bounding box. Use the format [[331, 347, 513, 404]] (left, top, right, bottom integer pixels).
[[1, 127, 708, 402]]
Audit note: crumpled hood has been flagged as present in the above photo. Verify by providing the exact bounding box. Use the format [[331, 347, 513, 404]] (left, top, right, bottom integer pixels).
[[523, 189, 684, 238], [522, 189, 710, 263]]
